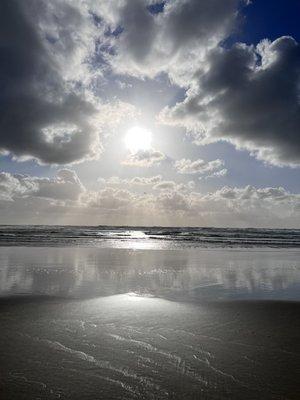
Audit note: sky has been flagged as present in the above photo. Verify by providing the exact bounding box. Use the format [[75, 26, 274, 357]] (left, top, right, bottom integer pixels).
[[0, 0, 299, 227]]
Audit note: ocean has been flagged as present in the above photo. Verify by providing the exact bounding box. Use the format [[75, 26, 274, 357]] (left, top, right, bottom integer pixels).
[[1, 225, 300, 248]]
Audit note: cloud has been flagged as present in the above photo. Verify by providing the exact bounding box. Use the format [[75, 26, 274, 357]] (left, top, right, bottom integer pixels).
[[34, 169, 85, 200], [174, 158, 225, 176], [161, 37, 300, 166], [99, 175, 163, 186], [130, 175, 162, 185], [153, 180, 196, 192], [105, 0, 243, 83], [85, 187, 134, 210], [0, 0, 137, 165], [122, 149, 166, 167], [152, 184, 300, 226], [4, 0, 298, 170], [203, 168, 228, 180], [0, 172, 38, 200], [99, 176, 194, 193], [0, 0, 105, 164], [1, 169, 299, 227], [0, 169, 85, 202], [211, 185, 293, 202], [156, 190, 191, 212], [153, 181, 177, 191]]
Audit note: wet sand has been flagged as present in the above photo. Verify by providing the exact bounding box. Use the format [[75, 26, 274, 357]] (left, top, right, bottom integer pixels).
[[0, 295, 299, 399], [0, 246, 299, 399]]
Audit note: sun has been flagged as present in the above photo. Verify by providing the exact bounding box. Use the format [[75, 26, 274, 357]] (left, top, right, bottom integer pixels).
[[124, 126, 152, 153]]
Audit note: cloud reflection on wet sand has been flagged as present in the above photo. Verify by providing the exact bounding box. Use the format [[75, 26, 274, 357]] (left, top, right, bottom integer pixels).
[[0, 246, 299, 301]]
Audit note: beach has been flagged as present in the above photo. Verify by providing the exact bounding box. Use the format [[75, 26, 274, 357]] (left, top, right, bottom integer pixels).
[[0, 229, 300, 399], [1, 0, 300, 397]]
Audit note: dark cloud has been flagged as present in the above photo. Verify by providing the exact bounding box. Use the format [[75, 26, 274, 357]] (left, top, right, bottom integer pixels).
[[0, 0, 101, 164], [163, 0, 239, 50], [119, 0, 156, 62], [162, 36, 300, 166], [109, 0, 242, 81]]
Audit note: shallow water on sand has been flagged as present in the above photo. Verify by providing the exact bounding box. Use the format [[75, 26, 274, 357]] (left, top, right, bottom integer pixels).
[[1, 246, 300, 301], [0, 246, 300, 399]]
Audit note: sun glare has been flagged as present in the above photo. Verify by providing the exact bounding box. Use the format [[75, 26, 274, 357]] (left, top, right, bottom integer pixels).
[[124, 126, 152, 153]]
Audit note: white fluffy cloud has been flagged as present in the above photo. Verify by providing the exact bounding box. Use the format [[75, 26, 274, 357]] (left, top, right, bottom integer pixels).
[[174, 158, 225, 178], [1, 170, 299, 227], [0, 172, 38, 200], [99, 175, 163, 186], [86, 187, 134, 210], [99, 175, 195, 193], [153, 181, 177, 191], [156, 190, 191, 212], [122, 149, 166, 167], [211, 185, 293, 202]]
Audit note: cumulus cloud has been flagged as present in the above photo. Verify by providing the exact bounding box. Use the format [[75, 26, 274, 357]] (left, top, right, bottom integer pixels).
[[85, 187, 134, 210], [99, 175, 163, 186], [212, 185, 293, 202], [105, 0, 242, 84], [156, 190, 191, 212], [0, 0, 139, 165], [0, 173, 38, 200], [0, 169, 85, 202], [153, 180, 196, 192], [130, 175, 162, 185], [99, 176, 194, 193], [174, 158, 225, 177], [153, 181, 177, 191], [1, 0, 300, 230], [161, 37, 300, 166], [203, 168, 228, 180], [103, 1, 300, 166], [0, 0, 104, 164], [1, 169, 299, 227], [2, 0, 299, 170], [34, 169, 85, 200], [122, 149, 166, 167], [151, 184, 300, 226]]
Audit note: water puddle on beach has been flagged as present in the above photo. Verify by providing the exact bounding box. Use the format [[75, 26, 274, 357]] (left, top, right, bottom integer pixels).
[[0, 246, 299, 399]]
